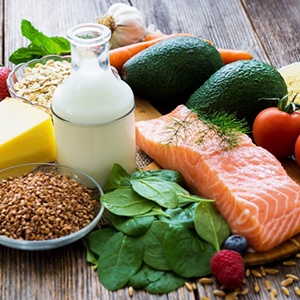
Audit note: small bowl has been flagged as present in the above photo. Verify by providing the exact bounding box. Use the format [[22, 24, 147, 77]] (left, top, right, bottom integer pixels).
[[0, 162, 104, 251], [7, 55, 71, 112]]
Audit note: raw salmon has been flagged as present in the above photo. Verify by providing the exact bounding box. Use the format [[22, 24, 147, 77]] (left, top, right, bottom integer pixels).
[[135, 105, 300, 252]]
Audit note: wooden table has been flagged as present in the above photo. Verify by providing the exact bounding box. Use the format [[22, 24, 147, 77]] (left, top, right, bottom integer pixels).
[[3, 0, 300, 299]]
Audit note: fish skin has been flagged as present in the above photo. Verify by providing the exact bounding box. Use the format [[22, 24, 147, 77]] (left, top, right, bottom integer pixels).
[[135, 105, 300, 252]]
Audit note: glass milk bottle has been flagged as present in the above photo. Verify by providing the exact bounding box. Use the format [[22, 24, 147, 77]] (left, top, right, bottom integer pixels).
[[51, 23, 136, 186]]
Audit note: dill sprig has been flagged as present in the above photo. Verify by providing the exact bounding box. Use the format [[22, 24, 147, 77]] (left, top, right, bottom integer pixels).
[[166, 109, 249, 151]]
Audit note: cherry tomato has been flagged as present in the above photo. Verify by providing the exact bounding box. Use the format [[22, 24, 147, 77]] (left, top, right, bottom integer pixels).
[[295, 135, 300, 167], [253, 107, 300, 158]]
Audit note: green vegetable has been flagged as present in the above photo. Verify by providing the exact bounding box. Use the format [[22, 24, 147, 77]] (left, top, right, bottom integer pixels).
[[9, 20, 70, 64], [85, 163, 230, 294]]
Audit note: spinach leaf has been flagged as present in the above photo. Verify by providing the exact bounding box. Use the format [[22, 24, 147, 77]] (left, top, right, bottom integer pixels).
[[130, 178, 178, 208], [145, 270, 186, 294], [137, 205, 170, 218], [194, 201, 230, 251], [129, 263, 164, 289], [101, 187, 156, 216], [163, 225, 216, 278], [159, 203, 197, 228], [103, 163, 131, 192], [108, 213, 154, 236], [141, 220, 170, 271], [131, 169, 183, 184], [85, 227, 117, 256], [86, 246, 98, 268], [98, 232, 144, 291]]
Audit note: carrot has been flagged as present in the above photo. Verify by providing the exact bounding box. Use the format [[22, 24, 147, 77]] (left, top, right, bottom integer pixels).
[[109, 33, 192, 74], [143, 31, 167, 42], [217, 48, 253, 65]]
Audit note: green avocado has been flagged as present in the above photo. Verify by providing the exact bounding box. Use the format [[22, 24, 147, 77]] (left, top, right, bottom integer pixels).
[[122, 36, 224, 112], [186, 59, 288, 127]]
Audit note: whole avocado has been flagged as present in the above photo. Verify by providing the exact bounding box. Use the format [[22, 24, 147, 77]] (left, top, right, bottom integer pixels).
[[122, 36, 224, 112], [186, 59, 288, 127]]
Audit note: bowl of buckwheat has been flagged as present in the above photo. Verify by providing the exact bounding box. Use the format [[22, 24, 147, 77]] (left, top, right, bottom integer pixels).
[[0, 162, 104, 250], [7, 55, 71, 114]]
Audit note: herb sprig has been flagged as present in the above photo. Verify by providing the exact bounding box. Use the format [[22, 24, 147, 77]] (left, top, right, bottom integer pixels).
[[9, 20, 70, 65], [166, 109, 249, 151]]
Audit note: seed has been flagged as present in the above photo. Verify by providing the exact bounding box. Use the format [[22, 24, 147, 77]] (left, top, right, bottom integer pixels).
[[201, 296, 210, 300], [185, 281, 193, 291], [128, 286, 134, 297], [282, 286, 290, 296], [254, 281, 260, 293], [213, 289, 226, 297], [251, 269, 262, 278], [265, 268, 279, 275], [283, 260, 297, 266], [296, 253, 300, 258], [260, 266, 266, 276], [286, 274, 299, 281], [225, 291, 238, 300], [240, 287, 249, 295], [199, 277, 213, 285], [265, 279, 272, 291], [245, 269, 251, 277], [294, 286, 300, 296], [281, 277, 294, 287], [291, 238, 300, 247]]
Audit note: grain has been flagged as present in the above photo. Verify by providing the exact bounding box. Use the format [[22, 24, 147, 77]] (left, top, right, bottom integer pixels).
[[201, 296, 210, 300], [254, 281, 260, 293], [265, 268, 279, 275], [128, 286, 134, 297], [185, 281, 193, 292], [0, 171, 97, 240], [240, 287, 249, 295], [245, 269, 251, 277], [283, 260, 297, 266], [251, 269, 262, 278], [286, 274, 299, 281], [282, 286, 290, 296], [225, 291, 238, 300], [13, 59, 71, 108], [291, 238, 300, 247], [260, 266, 266, 276], [199, 277, 213, 285], [264, 279, 272, 291], [294, 286, 300, 296], [213, 289, 226, 297], [281, 277, 293, 287]]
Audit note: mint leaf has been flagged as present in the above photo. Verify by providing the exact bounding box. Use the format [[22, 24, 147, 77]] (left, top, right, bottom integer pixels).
[[9, 19, 70, 64]]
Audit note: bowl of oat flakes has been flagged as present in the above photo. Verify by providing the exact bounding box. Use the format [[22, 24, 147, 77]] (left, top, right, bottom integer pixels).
[[7, 55, 71, 113], [0, 162, 104, 250]]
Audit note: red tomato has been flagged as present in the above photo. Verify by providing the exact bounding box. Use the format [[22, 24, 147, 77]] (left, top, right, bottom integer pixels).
[[253, 107, 299, 158], [295, 135, 300, 167]]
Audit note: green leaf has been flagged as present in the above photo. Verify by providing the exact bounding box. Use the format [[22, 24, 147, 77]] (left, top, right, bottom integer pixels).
[[103, 163, 131, 192], [129, 263, 164, 289], [145, 270, 186, 294], [130, 178, 178, 208], [9, 44, 45, 64], [131, 169, 183, 184], [141, 220, 170, 271], [163, 225, 216, 278], [85, 227, 117, 256], [50, 36, 71, 53], [100, 187, 156, 216], [194, 201, 230, 251], [97, 232, 144, 291], [86, 246, 98, 269], [108, 213, 154, 236], [159, 203, 197, 228]]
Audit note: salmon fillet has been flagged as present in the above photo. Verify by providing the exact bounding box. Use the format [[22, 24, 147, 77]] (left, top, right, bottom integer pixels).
[[135, 105, 300, 252]]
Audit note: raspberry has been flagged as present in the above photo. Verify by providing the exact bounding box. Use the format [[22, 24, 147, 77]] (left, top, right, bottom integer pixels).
[[210, 249, 245, 290], [0, 66, 11, 100]]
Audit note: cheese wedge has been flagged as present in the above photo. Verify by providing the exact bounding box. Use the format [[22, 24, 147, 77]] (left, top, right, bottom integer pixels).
[[0, 98, 56, 169]]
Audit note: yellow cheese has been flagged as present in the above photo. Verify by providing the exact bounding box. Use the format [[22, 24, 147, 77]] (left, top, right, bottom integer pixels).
[[0, 98, 56, 169]]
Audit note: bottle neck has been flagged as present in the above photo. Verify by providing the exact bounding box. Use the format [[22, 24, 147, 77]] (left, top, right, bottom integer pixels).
[[67, 23, 111, 73]]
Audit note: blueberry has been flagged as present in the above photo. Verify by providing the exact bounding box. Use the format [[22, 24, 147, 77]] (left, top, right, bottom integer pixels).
[[224, 235, 249, 254]]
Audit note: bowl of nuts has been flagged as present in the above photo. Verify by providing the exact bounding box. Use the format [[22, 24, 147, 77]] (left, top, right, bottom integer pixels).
[[7, 55, 72, 114], [0, 162, 104, 250]]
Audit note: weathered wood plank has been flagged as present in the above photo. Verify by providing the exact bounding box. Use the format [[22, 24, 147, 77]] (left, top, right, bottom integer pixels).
[[243, 0, 300, 68], [131, 0, 268, 62]]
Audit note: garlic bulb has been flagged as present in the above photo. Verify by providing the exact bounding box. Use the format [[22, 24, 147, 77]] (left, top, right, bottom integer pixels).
[[97, 3, 146, 49]]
